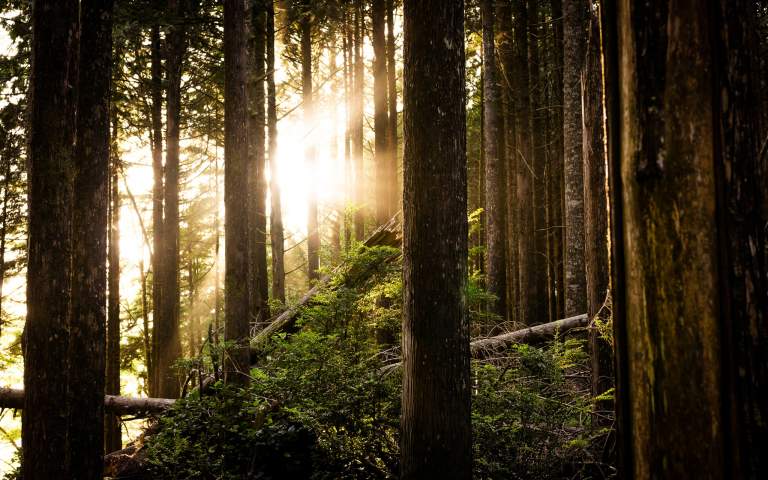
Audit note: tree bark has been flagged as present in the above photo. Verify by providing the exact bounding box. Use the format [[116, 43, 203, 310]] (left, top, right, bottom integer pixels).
[[373, 0, 391, 226], [68, 3, 114, 475], [106, 122, 122, 454], [713, 0, 768, 476], [224, 0, 252, 384], [386, 0, 398, 215], [480, 0, 507, 320], [614, 0, 724, 476], [158, 0, 187, 399], [248, 0, 270, 323], [352, 0, 365, 240], [149, 23, 164, 399], [562, 0, 587, 317], [581, 5, 612, 412], [302, 0, 320, 282], [1, 387, 175, 416], [511, 0, 536, 325], [401, 0, 471, 478], [267, 0, 285, 304], [23, 1, 78, 477]]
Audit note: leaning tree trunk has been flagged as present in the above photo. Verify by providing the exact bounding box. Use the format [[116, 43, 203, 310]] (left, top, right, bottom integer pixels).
[[373, 0, 391, 226], [480, 0, 507, 320], [581, 5, 612, 416], [248, 0, 270, 322], [400, 0, 472, 478], [562, 0, 587, 317], [302, 0, 320, 282], [224, 0, 252, 384], [149, 23, 164, 398], [267, 0, 286, 305], [23, 1, 78, 477]]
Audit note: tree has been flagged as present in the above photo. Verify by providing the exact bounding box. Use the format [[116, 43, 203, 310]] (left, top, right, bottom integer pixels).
[[581, 1, 612, 423], [480, 0, 506, 318], [302, 0, 320, 282], [248, 0, 270, 324], [150, 22, 164, 398], [106, 121, 122, 454], [23, 1, 79, 477], [562, 0, 587, 317], [267, 0, 286, 305], [373, 0, 390, 225], [385, 0, 398, 214], [352, 0, 365, 240], [400, 0, 471, 478], [511, 0, 536, 325], [224, 0, 252, 383], [608, 0, 768, 476]]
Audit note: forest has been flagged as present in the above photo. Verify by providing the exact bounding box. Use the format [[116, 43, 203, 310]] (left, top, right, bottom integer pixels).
[[0, 0, 767, 478]]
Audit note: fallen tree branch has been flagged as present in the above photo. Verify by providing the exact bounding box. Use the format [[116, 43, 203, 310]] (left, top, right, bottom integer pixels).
[[470, 313, 589, 356], [0, 387, 175, 415]]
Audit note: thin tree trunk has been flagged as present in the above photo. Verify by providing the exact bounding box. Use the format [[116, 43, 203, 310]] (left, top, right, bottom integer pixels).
[[224, 0, 252, 384], [150, 23, 164, 398], [562, 0, 587, 317], [581, 4, 612, 421], [329, 37, 342, 260], [343, 5, 353, 250], [480, 0, 507, 319], [68, 0, 114, 476], [549, 0, 565, 322], [139, 258, 152, 395], [267, 0, 285, 305], [401, 0, 471, 478], [302, 0, 320, 282], [248, 0, 270, 323], [0, 154, 10, 336], [512, 0, 536, 326], [529, 0, 548, 324], [352, 0, 365, 239], [106, 122, 122, 454], [386, 0, 398, 214], [373, 0, 390, 225]]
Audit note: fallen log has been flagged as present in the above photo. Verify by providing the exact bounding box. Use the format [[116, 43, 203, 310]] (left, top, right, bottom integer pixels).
[[469, 313, 589, 356], [250, 214, 402, 351], [0, 386, 175, 415]]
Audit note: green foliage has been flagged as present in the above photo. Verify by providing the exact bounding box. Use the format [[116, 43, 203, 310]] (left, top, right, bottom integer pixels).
[[144, 246, 611, 479]]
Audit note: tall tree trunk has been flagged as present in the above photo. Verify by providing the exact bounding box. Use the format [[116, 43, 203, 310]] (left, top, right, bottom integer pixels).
[[302, 0, 320, 282], [267, 0, 285, 304], [480, 0, 507, 319], [562, 0, 587, 317], [401, 0, 471, 478], [105, 123, 122, 454], [139, 258, 152, 395], [248, 0, 270, 322], [511, 0, 536, 325], [613, 0, 723, 476], [343, 5, 353, 250], [548, 0, 565, 322], [529, 0, 548, 324], [714, 0, 768, 476], [386, 0, 398, 214], [224, 0, 252, 384], [23, 1, 78, 477], [158, 0, 187, 398], [68, 0, 114, 476], [498, 0, 517, 323], [352, 0, 365, 239], [581, 4, 612, 421], [0, 154, 10, 336], [149, 23, 164, 398], [329, 37, 342, 260], [373, 0, 390, 225]]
